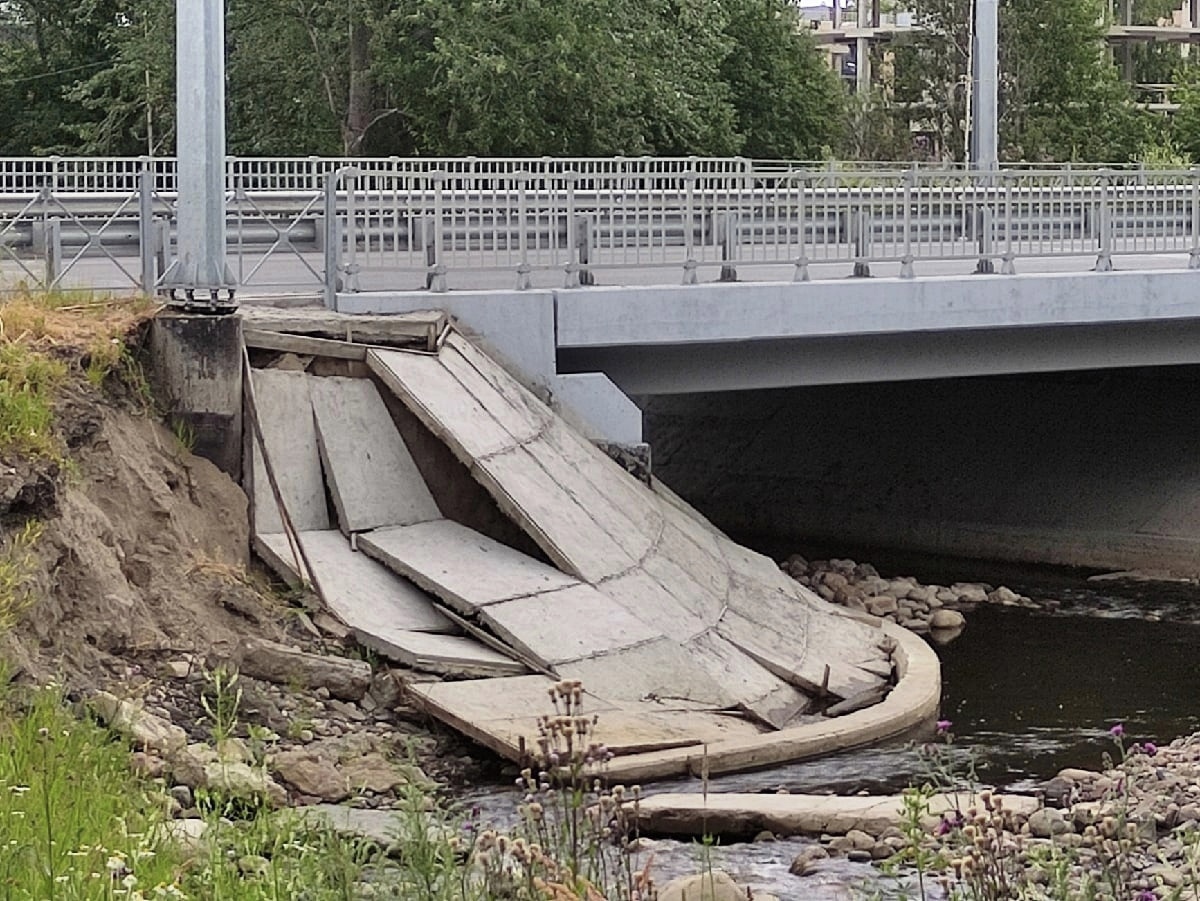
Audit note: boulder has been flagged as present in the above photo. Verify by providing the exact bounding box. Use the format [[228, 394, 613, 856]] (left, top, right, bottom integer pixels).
[[1028, 807, 1071, 838], [865, 595, 899, 617], [789, 845, 829, 876], [91, 691, 187, 755], [234, 638, 371, 701], [272, 749, 349, 802], [930, 609, 966, 630], [341, 753, 431, 794], [658, 870, 752, 901]]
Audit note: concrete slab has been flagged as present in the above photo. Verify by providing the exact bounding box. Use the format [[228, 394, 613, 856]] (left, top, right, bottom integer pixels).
[[476, 446, 636, 582], [368, 348, 518, 459], [635, 791, 1040, 839], [240, 307, 445, 348], [252, 531, 307, 586], [555, 639, 737, 711], [595, 569, 709, 640], [309, 376, 441, 532], [296, 530, 453, 634], [407, 676, 764, 760], [480, 584, 663, 667], [685, 631, 814, 729], [358, 520, 579, 615], [355, 629, 526, 678], [249, 369, 328, 534]]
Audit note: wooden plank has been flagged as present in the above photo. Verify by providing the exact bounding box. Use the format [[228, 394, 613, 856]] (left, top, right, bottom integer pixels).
[[480, 584, 663, 667], [297, 530, 454, 634], [309, 376, 441, 533], [556, 638, 737, 711], [241, 308, 445, 348], [358, 520, 579, 615], [368, 349, 518, 459], [249, 369, 328, 533], [355, 629, 526, 678], [685, 631, 814, 730], [243, 329, 367, 361]]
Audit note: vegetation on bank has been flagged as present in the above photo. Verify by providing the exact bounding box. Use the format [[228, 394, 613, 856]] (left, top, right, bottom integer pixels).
[[4, 0, 1200, 164]]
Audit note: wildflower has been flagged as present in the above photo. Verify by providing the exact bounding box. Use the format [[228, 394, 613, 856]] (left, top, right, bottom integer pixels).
[[1144, 741, 1158, 757], [1109, 723, 1125, 737], [936, 719, 952, 733]]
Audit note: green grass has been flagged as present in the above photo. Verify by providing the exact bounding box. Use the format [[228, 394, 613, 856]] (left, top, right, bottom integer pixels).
[[0, 343, 67, 459], [0, 521, 42, 634]]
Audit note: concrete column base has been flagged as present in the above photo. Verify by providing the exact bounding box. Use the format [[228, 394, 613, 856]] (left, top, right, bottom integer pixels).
[[147, 312, 243, 480]]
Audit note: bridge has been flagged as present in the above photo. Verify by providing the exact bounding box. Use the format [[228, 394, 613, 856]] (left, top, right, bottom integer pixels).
[[7, 156, 1200, 575]]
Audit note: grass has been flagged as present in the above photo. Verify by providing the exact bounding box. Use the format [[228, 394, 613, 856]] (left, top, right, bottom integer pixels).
[[0, 290, 158, 459]]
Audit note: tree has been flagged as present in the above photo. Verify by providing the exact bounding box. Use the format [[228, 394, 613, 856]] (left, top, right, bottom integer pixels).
[[720, 0, 846, 159], [889, 0, 1150, 162]]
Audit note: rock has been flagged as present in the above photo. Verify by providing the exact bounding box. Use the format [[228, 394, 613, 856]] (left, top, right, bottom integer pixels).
[[988, 586, 1021, 605], [1028, 807, 1071, 838], [789, 845, 829, 876], [162, 819, 208, 859], [930, 609, 966, 630], [204, 761, 287, 807], [847, 849, 873, 862], [753, 830, 776, 843], [341, 754, 430, 794], [130, 751, 167, 778], [820, 572, 850, 592], [91, 691, 188, 755], [272, 749, 349, 802], [951, 583, 989, 604], [828, 835, 856, 853], [927, 626, 964, 646], [233, 638, 372, 701], [865, 595, 899, 617], [824, 687, 887, 717], [1145, 863, 1185, 887], [886, 579, 916, 597], [658, 870, 751, 901], [367, 670, 405, 711], [845, 828, 875, 850], [170, 785, 194, 809]]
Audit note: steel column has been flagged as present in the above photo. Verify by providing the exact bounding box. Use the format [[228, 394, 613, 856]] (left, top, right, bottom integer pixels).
[[970, 0, 999, 170], [160, 0, 236, 309]]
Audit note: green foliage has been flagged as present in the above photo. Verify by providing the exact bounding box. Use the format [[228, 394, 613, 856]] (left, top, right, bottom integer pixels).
[[0, 343, 67, 459], [0, 676, 184, 899]]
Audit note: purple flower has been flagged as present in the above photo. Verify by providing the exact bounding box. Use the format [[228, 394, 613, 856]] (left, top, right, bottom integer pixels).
[[936, 719, 952, 733], [1144, 741, 1158, 757], [1135, 891, 1157, 901], [1109, 723, 1125, 738]]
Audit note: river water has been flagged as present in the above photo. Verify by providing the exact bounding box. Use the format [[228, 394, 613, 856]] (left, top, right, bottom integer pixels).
[[460, 556, 1200, 899]]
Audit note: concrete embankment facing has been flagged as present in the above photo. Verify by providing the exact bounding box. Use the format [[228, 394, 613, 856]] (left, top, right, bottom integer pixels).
[[228, 308, 942, 780]]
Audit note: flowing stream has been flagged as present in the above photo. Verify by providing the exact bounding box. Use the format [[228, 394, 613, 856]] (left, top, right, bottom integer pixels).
[[458, 557, 1200, 899]]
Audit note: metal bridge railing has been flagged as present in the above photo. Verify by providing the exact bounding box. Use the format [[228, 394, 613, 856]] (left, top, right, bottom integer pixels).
[[322, 164, 1200, 301], [4, 158, 1200, 300]]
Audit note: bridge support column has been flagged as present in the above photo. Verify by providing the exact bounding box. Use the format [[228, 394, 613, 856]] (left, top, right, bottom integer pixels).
[[161, 0, 236, 310]]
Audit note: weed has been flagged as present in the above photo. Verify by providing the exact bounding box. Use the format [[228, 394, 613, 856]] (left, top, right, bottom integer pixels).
[[0, 520, 43, 634], [170, 416, 195, 452], [0, 342, 67, 458], [199, 665, 242, 745]]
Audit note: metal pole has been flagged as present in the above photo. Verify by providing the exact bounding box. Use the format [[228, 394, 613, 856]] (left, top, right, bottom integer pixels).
[[160, 0, 236, 310], [970, 0, 999, 170]]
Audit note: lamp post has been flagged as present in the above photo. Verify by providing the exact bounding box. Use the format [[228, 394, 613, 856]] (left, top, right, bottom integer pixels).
[[160, 0, 236, 311], [970, 0, 999, 170]]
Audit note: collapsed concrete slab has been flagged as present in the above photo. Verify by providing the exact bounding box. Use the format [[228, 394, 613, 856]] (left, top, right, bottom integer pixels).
[[245, 324, 941, 779]]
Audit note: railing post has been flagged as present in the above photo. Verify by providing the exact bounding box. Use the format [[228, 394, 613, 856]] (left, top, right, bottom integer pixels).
[[322, 168, 341, 309], [1096, 170, 1114, 272], [516, 169, 531, 290], [900, 169, 914, 278], [430, 169, 447, 293], [1190, 166, 1200, 270], [793, 171, 810, 282], [683, 170, 698, 285], [851, 208, 871, 278], [564, 171, 579, 288], [40, 217, 62, 289], [718, 212, 738, 282], [974, 171, 995, 274], [138, 166, 157, 294], [1001, 172, 1016, 274]]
